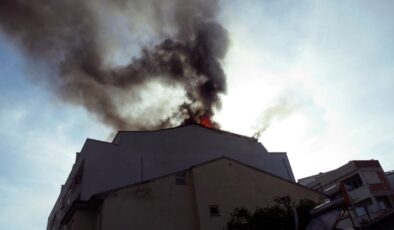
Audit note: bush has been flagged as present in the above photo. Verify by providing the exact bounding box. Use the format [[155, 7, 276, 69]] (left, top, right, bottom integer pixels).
[[227, 196, 316, 230]]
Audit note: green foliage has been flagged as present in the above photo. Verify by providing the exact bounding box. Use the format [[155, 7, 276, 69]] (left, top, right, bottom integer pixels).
[[227, 196, 316, 230], [296, 199, 317, 230], [227, 208, 252, 230]]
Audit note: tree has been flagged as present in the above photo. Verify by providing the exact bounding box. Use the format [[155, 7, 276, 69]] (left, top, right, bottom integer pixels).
[[296, 199, 317, 230], [227, 208, 252, 230], [227, 196, 316, 230]]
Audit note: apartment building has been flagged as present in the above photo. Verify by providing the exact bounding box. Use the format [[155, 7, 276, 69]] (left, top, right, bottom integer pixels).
[[387, 170, 394, 189], [299, 160, 394, 229]]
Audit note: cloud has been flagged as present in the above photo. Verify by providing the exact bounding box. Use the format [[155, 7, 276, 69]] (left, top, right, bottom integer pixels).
[[219, 0, 394, 178]]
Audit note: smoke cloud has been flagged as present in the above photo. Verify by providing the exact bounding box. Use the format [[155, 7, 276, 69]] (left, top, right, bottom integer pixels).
[[0, 0, 229, 130], [252, 99, 294, 139]]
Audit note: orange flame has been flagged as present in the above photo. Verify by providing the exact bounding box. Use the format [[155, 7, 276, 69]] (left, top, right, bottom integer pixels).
[[199, 115, 214, 128]]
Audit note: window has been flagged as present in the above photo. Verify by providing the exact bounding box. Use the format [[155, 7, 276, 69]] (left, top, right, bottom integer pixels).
[[209, 205, 220, 216], [343, 174, 363, 191], [354, 198, 373, 217], [376, 196, 392, 210], [175, 173, 187, 185], [355, 206, 366, 217]]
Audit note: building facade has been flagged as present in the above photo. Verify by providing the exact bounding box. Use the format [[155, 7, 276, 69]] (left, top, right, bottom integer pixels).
[[48, 124, 305, 230], [299, 160, 394, 229], [387, 170, 394, 190], [60, 157, 321, 230]]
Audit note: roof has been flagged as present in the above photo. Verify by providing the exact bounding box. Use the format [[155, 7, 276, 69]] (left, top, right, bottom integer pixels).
[[96, 156, 317, 197], [298, 160, 383, 186], [112, 123, 258, 143], [61, 156, 319, 224], [78, 124, 294, 200]]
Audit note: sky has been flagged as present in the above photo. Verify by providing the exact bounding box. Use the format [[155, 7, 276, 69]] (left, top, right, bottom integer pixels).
[[1, 0, 394, 229]]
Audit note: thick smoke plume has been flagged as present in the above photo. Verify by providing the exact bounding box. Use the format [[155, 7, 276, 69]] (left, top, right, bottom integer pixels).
[[0, 0, 228, 130]]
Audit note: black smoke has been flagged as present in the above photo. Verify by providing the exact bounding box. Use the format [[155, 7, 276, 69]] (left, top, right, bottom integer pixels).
[[0, 0, 229, 130]]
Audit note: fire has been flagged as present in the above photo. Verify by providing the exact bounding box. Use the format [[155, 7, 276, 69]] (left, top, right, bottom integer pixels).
[[199, 115, 214, 128]]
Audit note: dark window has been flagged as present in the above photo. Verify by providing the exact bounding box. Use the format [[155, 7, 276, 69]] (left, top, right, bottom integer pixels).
[[376, 196, 392, 210], [354, 198, 373, 217], [175, 173, 187, 185], [343, 174, 363, 191], [209, 205, 220, 216]]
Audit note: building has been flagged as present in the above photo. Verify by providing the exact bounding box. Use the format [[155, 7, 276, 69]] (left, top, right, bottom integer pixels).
[[387, 170, 394, 189], [60, 156, 321, 230], [48, 124, 319, 230], [299, 160, 394, 229]]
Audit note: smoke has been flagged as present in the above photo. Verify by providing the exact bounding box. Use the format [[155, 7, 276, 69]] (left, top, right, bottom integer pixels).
[[252, 98, 294, 139], [0, 0, 229, 130]]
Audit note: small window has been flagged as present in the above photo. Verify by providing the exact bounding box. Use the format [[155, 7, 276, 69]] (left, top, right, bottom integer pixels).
[[355, 206, 366, 217], [175, 173, 187, 185], [376, 196, 392, 210], [209, 205, 220, 216]]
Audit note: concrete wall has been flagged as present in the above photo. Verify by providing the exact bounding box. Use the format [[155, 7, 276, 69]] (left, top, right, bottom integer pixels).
[[81, 125, 295, 201], [191, 158, 321, 230], [387, 173, 394, 205], [387, 173, 394, 189], [348, 186, 370, 201], [67, 209, 97, 230], [100, 173, 199, 230], [308, 162, 358, 190], [83, 158, 319, 230]]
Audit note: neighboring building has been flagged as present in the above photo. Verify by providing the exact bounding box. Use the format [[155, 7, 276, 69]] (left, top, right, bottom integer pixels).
[[299, 160, 394, 229], [48, 124, 308, 230], [60, 157, 321, 230], [387, 170, 394, 189]]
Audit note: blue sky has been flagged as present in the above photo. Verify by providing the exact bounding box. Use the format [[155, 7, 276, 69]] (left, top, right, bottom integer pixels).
[[0, 35, 111, 228], [1, 1, 394, 229]]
